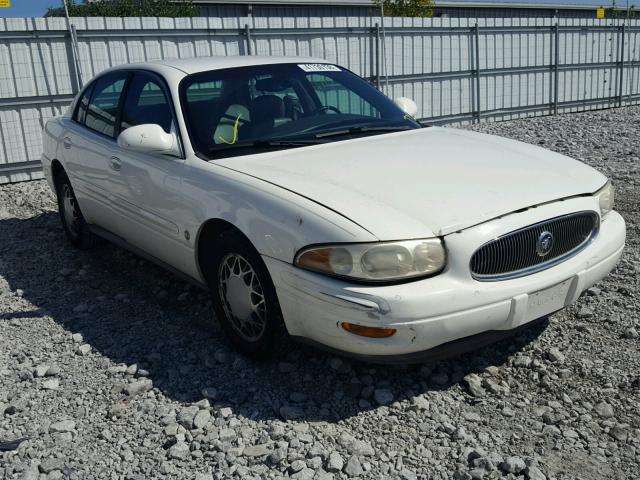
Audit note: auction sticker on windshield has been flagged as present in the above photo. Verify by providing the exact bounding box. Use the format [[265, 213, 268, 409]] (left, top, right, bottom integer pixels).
[[298, 64, 341, 72]]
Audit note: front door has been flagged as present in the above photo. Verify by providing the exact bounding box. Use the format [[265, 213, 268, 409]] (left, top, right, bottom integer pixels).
[[106, 71, 193, 272]]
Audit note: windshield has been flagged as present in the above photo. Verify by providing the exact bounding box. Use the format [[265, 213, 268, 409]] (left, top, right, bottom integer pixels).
[[180, 63, 421, 159]]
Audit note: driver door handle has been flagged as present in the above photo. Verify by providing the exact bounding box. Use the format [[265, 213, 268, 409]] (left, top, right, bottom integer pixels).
[[109, 156, 122, 172]]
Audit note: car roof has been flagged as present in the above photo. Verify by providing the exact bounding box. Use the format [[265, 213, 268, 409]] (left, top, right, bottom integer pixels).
[[105, 55, 331, 76]]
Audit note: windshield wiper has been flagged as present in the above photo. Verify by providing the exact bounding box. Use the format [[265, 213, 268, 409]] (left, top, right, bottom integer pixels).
[[204, 139, 324, 156], [314, 124, 415, 139]]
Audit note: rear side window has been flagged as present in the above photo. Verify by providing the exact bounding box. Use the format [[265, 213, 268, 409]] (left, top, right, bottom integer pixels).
[[120, 73, 173, 134], [84, 73, 128, 138], [73, 83, 94, 125]]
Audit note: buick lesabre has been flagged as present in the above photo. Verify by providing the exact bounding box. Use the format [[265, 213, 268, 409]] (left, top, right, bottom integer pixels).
[[41, 57, 626, 362]]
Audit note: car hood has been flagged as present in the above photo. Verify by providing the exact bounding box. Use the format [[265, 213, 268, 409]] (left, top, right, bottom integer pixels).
[[215, 127, 607, 240]]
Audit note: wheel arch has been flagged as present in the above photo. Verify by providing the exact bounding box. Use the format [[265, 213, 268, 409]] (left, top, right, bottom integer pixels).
[[49, 159, 67, 199], [51, 158, 64, 181], [195, 218, 256, 285]]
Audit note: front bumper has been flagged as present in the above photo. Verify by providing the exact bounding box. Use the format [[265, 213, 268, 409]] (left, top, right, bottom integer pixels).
[[264, 197, 626, 362]]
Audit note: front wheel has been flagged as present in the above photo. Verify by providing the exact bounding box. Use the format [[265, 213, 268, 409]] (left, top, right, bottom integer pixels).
[[206, 230, 289, 359]]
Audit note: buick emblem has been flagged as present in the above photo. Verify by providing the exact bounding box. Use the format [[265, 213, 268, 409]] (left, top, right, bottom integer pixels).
[[536, 231, 554, 257]]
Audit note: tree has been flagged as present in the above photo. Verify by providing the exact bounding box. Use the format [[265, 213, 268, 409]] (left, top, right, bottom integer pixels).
[[604, 1, 638, 19], [374, 0, 435, 17], [47, 0, 199, 17]]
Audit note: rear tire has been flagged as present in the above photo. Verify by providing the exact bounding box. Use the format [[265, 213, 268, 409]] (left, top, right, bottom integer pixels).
[[54, 170, 96, 250], [205, 229, 289, 359]]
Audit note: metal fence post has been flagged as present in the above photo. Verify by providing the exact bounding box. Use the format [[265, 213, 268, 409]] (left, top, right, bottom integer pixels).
[[375, 23, 381, 89], [618, 23, 626, 107], [70, 25, 83, 90], [244, 23, 253, 56], [63, 0, 83, 93], [473, 23, 481, 123], [554, 23, 559, 115]]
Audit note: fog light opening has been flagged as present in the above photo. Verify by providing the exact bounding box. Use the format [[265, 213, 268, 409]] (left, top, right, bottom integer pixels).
[[341, 322, 397, 338]]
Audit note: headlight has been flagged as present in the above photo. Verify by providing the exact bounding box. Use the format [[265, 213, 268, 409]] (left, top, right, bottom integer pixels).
[[594, 181, 615, 217], [295, 239, 446, 282]]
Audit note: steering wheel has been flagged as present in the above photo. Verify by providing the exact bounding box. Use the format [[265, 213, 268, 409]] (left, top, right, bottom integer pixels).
[[318, 105, 341, 114]]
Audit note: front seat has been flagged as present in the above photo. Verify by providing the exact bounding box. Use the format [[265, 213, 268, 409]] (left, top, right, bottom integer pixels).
[[213, 103, 250, 144], [249, 95, 285, 139]]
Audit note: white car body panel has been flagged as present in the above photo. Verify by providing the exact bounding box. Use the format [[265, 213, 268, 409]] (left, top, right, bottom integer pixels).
[[181, 160, 378, 275], [216, 127, 607, 238], [40, 56, 626, 361], [265, 196, 625, 356], [63, 119, 125, 234]]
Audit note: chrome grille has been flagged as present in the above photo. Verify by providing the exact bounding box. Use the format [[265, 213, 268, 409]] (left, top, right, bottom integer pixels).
[[470, 211, 599, 281]]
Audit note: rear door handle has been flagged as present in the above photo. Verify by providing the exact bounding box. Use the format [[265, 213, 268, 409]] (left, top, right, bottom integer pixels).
[[109, 156, 122, 172], [63, 137, 72, 149]]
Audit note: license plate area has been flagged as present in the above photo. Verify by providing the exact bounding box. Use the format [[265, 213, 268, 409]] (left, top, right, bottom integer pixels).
[[525, 278, 573, 321]]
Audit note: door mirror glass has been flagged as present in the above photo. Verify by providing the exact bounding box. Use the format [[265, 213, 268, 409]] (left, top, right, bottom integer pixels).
[[117, 124, 179, 156], [394, 97, 418, 118]]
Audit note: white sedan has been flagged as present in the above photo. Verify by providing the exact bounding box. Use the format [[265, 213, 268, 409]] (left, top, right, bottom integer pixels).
[[41, 56, 625, 362]]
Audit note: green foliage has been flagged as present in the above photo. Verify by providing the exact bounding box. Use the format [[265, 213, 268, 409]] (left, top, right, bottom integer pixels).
[[604, 4, 638, 19], [47, 0, 199, 17], [374, 0, 435, 17]]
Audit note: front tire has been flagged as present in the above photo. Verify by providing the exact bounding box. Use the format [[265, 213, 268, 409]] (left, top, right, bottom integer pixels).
[[206, 230, 288, 359], [54, 170, 96, 249]]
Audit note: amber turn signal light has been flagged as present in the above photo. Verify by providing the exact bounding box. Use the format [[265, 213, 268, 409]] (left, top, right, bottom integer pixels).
[[341, 322, 397, 338]]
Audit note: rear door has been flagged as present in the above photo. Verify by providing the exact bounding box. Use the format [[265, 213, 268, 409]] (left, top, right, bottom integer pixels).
[[106, 71, 192, 270], [63, 71, 130, 234]]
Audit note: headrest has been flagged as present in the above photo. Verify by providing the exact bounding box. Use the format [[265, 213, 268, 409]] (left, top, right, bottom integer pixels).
[[255, 77, 292, 93], [251, 95, 284, 120]]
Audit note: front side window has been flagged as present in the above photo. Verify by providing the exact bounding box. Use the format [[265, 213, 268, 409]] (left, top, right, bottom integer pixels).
[[120, 73, 174, 134], [181, 63, 420, 159], [84, 73, 128, 138]]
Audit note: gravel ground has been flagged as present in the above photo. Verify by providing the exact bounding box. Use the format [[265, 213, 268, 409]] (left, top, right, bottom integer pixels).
[[1, 106, 639, 480]]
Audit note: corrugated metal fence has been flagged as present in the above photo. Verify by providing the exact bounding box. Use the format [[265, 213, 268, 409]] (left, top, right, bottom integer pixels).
[[1, 14, 639, 183]]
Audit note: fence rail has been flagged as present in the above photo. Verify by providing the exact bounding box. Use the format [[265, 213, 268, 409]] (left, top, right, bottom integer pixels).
[[1, 14, 640, 183]]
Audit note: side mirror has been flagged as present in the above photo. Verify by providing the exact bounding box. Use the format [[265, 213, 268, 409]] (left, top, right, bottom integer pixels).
[[394, 97, 418, 118], [117, 124, 179, 156]]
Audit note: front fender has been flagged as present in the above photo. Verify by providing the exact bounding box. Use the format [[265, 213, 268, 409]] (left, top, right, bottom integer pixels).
[[185, 159, 378, 265]]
